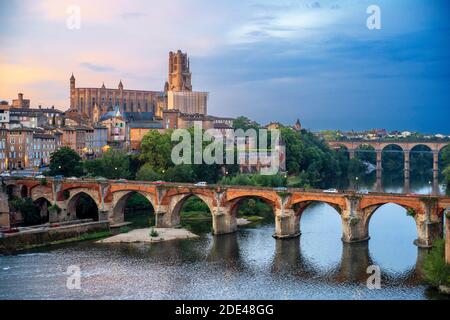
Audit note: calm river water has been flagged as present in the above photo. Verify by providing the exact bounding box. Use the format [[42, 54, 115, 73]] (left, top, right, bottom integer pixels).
[[0, 183, 448, 300]]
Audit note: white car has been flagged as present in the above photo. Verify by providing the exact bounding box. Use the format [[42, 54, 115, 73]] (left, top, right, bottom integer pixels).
[[67, 176, 78, 180], [0, 172, 10, 177], [194, 181, 207, 187], [35, 175, 46, 179], [358, 189, 369, 195], [323, 188, 338, 193]]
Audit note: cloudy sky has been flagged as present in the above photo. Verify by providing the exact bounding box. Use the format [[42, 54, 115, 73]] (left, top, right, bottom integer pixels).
[[1, 0, 449, 133]]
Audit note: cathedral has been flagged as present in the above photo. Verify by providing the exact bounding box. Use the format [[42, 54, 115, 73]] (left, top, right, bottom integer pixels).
[[69, 50, 208, 123]]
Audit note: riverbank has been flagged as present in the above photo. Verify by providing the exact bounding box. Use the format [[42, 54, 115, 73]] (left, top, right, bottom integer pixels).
[[98, 227, 199, 244], [0, 220, 111, 254]]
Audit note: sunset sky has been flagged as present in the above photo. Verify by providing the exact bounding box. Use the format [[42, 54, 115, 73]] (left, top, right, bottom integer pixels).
[[1, 0, 449, 133]]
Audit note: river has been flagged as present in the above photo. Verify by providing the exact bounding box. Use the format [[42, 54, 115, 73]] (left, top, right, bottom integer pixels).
[[0, 183, 448, 300]]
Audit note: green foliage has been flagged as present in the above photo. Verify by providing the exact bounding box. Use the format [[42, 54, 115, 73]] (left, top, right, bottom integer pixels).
[[182, 196, 210, 213], [39, 178, 47, 186], [420, 196, 438, 206], [232, 116, 260, 130], [444, 165, 450, 195], [180, 211, 212, 219], [280, 128, 347, 188], [236, 198, 273, 217], [355, 145, 376, 164], [136, 163, 162, 181], [423, 239, 450, 287], [164, 165, 196, 183], [219, 173, 286, 187], [406, 208, 416, 217], [8, 195, 24, 211], [139, 130, 173, 171], [410, 145, 433, 179], [347, 157, 367, 180], [149, 228, 159, 237], [48, 146, 83, 177], [9, 197, 42, 226], [119, 226, 131, 233], [48, 203, 61, 213], [84, 150, 131, 179], [125, 193, 153, 211]]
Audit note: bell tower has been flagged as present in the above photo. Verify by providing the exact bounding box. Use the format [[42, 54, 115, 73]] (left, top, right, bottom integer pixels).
[[168, 50, 192, 92]]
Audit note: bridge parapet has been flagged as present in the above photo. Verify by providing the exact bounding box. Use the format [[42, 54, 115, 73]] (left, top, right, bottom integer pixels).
[[1, 177, 449, 247]]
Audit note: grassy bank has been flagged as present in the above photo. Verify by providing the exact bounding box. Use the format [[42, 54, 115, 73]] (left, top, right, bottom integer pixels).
[[180, 211, 212, 220], [423, 239, 450, 294], [2, 230, 112, 254], [23, 230, 113, 250]]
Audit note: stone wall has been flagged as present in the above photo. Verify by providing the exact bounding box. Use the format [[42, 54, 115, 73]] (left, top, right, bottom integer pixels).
[[0, 220, 109, 254]]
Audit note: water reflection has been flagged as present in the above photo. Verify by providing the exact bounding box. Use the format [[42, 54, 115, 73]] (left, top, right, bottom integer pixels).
[[338, 242, 372, 283], [0, 190, 442, 299]]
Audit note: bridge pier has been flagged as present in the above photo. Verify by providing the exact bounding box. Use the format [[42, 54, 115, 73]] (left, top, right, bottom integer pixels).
[[432, 151, 440, 195], [404, 151, 410, 194], [375, 150, 383, 192], [341, 197, 369, 243], [212, 208, 237, 235], [340, 242, 371, 281], [52, 200, 69, 223], [155, 210, 172, 228], [273, 209, 300, 239], [0, 188, 10, 228], [414, 201, 442, 248]]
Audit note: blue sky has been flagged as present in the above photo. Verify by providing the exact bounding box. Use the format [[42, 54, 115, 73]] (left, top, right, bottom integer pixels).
[[0, 0, 449, 133]]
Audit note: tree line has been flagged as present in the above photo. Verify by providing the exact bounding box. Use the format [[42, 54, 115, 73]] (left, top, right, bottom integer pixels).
[[45, 116, 450, 193]]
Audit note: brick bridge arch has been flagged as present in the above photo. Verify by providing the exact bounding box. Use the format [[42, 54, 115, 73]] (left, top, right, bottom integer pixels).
[[162, 189, 216, 227], [111, 189, 157, 223], [2, 178, 449, 248], [224, 189, 280, 217], [65, 187, 102, 221], [30, 185, 53, 204]]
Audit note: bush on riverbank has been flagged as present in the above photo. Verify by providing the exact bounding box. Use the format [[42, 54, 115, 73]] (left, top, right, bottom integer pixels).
[[423, 239, 450, 288], [8, 196, 42, 226]]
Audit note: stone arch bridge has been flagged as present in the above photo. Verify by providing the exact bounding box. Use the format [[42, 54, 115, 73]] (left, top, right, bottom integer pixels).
[[327, 140, 450, 194], [2, 177, 450, 249]]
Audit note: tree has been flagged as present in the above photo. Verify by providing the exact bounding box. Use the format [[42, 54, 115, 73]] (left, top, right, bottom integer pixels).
[[136, 163, 162, 181], [164, 164, 196, 183], [444, 165, 450, 195], [423, 239, 450, 288], [233, 116, 260, 130], [9, 196, 41, 226], [139, 130, 173, 171], [48, 147, 83, 177], [84, 150, 131, 179]]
